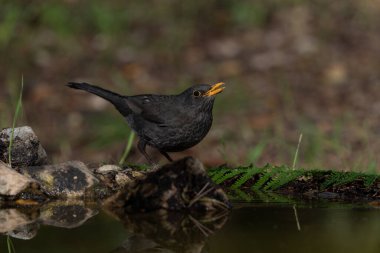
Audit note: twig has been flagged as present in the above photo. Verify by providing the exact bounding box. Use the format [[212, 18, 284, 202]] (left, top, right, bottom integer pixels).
[[188, 215, 213, 237], [188, 182, 214, 207]]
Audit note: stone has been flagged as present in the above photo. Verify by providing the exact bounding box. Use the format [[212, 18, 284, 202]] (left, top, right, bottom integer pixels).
[[0, 161, 40, 196], [106, 157, 231, 213], [95, 164, 122, 173], [0, 126, 48, 167], [20, 161, 99, 198], [94, 165, 145, 191]]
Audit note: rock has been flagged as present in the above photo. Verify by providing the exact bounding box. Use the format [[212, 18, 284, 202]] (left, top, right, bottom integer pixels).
[[0, 126, 48, 167], [0, 161, 41, 196], [96, 164, 122, 173], [20, 161, 99, 198], [106, 157, 231, 213], [94, 165, 145, 191]]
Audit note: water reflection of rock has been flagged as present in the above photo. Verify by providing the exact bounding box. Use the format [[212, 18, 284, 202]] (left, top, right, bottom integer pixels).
[[39, 201, 98, 228], [0, 201, 98, 239], [109, 210, 229, 253], [0, 208, 38, 237], [105, 157, 231, 213]]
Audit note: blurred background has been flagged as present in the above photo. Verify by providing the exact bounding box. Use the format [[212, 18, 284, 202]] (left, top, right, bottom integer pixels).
[[0, 0, 379, 170]]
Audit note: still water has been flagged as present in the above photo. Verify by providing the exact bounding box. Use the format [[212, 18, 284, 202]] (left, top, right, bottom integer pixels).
[[1, 201, 379, 253]]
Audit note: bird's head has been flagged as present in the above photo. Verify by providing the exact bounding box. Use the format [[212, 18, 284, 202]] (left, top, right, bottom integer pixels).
[[181, 82, 225, 110]]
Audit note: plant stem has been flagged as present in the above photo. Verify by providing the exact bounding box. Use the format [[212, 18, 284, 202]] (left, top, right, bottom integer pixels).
[[8, 76, 24, 167], [119, 131, 135, 166], [292, 133, 303, 170], [7, 235, 16, 253]]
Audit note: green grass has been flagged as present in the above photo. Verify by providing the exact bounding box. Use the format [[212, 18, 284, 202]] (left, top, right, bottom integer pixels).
[[292, 133, 303, 169], [119, 131, 136, 166], [7, 76, 23, 167], [7, 235, 16, 253]]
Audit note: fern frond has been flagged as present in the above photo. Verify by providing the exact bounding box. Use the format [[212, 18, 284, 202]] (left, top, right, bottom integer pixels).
[[214, 169, 245, 184], [337, 172, 362, 186], [321, 171, 362, 190], [210, 167, 230, 182], [321, 171, 340, 189], [231, 166, 261, 189], [265, 168, 305, 191], [363, 174, 379, 188], [207, 167, 223, 177], [252, 167, 275, 190]]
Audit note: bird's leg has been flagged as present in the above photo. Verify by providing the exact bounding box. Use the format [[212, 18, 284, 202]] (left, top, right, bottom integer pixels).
[[137, 140, 155, 165], [159, 150, 173, 162]]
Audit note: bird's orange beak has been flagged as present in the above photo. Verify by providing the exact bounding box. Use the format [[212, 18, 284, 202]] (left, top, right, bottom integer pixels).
[[204, 82, 225, 97]]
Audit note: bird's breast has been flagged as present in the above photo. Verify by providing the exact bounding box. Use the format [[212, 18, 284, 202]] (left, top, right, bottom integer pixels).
[[150, 113, 213, 152]]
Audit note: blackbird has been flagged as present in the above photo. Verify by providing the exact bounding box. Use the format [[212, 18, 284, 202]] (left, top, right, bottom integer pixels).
[[67, 82, 225, 163]]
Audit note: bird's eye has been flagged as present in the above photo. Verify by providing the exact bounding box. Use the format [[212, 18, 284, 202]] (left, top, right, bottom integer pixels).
[[193, 90, 201, 97]]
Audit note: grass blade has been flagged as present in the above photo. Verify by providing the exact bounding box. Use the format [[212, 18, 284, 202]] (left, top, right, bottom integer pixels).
[[292, 133, 303, 170], [8, 76, 24, 167], [119, 131, 135, 165], [7, 235, 16, 253]]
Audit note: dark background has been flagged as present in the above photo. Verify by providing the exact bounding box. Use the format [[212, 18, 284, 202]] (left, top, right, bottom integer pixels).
[[0, 0, 379, 170]]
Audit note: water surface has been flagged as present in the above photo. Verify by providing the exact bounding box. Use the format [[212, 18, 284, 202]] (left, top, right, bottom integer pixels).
[[1, 201, 379, 253]]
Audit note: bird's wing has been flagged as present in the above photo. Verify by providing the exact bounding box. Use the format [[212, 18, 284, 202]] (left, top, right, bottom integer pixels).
[[126, 95, 175, 126]]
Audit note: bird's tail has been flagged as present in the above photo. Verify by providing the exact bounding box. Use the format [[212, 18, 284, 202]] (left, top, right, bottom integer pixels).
[[67, 82, 131, 116]]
